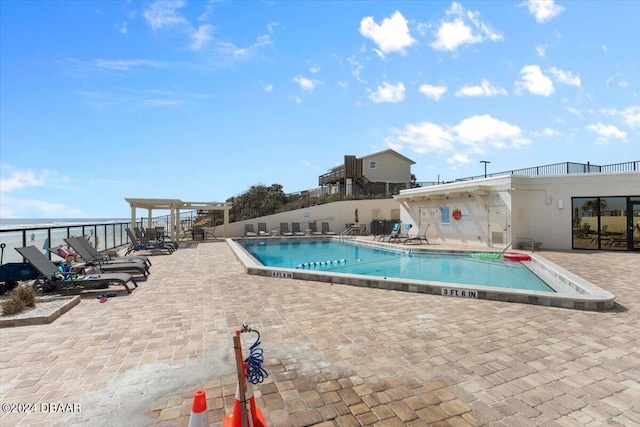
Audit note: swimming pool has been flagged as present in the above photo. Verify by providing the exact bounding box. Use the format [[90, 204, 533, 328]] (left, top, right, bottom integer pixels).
[[239, 239, 554, 292], [227, 238, 616, 311]]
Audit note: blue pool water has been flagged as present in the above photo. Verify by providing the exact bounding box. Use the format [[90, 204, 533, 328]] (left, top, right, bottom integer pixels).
[[238, 239, 554, 293]]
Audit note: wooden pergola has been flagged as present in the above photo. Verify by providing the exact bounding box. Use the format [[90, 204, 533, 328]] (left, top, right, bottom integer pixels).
[[124, 198, 232, 240]]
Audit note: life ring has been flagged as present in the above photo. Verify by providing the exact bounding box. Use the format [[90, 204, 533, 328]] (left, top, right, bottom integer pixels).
[[503, 252, 531, 261], [452, 208, 462, 221]]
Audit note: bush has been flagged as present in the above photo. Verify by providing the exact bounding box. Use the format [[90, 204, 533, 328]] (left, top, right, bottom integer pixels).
[[14, 284, 36, 307], [1, 284, 37, 316], [1, 297, 26, 316]]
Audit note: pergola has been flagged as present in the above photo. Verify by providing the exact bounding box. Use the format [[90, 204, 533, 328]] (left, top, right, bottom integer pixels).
[[124, 198, 232, 240]]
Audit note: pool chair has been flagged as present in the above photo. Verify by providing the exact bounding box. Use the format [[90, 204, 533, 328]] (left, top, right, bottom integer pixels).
[[62, 238, 150, 278], [374, 222, 400, 242], [65, 236, 151, 268], [403, 223, 430, 245], [291, 223, 306, 236], [125, 229, 174, 256], [191, 225, 205, 240], [245, 224, 257, 237], [257, 223, 270, 236], [280, 223, 294, 236], [138, 227, 179, 250], [307, 222, 323, 236], [15, 246, 138, 294], [321, 222, 336, 235]]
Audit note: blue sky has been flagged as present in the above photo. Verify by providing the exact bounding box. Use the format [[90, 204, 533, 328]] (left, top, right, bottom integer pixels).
[[1, 0, 638, 219]]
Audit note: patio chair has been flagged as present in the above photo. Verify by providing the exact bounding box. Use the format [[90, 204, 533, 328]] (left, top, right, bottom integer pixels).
[[291, 223, 306, 236], [321, 222, 336, 235], [64, 236, 151, 268], [307, 222, 323, 235], [125, 229, 174, 256], [403, 223, 430, 245], [245, 224, 257, 237], [374, 222, 401, 242], [280, 223, 294, 236], [15, 246, 138, 294], [257, 223, 270, 236], [62, 238, 150, 278], [137, 227, 178, 251]]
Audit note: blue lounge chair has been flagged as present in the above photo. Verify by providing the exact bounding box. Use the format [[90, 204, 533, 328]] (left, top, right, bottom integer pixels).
[[375, 222, 400, 242]]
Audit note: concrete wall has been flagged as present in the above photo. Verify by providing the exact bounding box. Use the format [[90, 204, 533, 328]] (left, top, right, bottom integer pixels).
[[217, 198, 400, 238]]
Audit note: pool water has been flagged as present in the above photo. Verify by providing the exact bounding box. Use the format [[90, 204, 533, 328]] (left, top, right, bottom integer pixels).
[[238, 239, 554, 293]]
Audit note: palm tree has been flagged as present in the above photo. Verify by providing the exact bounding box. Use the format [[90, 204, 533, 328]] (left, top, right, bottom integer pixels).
[[581, 199, 607, 217]]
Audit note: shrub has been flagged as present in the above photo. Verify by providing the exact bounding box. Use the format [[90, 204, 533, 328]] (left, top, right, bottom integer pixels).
[[1, 297, 26, 316], [14, 284, 36, 307]]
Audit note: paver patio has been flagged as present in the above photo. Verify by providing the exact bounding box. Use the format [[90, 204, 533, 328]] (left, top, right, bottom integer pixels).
[[1, 239, 639, 426]]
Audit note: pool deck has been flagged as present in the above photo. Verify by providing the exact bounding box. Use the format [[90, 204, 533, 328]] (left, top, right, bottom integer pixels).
[[1, 238, 639, 426]]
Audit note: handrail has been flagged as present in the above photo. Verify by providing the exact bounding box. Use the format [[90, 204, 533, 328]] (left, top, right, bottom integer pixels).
[[338, 227, 358, 240]]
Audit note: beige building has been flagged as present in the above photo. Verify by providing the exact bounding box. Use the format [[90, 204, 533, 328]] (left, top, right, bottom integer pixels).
[[395, 167, 640, 251], [318, 149, 415, 196]]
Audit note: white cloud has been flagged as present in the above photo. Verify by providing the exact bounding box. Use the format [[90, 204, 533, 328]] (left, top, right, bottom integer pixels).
[[93, 59, 170, 72], [293, 75, 316, 92], [585, 123, 628, 143], [0, 168, 47, 193], [419, 84, 448, 101], [521, 0, 565, 23], [0, 197, 84, 219], [290, 96, 303, 105], [601, 106, 640, 129], [217, 34, 272, 58], [263, 84, 273, 92], [430, 2, 503, 52], [347, 56, 365, 83], [454, 115, 528, 148], [548, 66, 581, 87], [385, 114, 529, 167], [359, 11, 416, 57], [535, 44, 547, 57], [369, 82, 406, 103], [455, 79, 507, 97], [602, 45, 608, 52], [309, 65, 320, 74], [114, 21, 128, 34], [143, 0, 188, 31], [190, 24, 213, 50], [543, 127, 561, 137], [515, 64, 554, 96]]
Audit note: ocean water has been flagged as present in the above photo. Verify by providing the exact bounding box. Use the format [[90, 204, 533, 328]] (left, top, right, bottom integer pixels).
[[0, 218, 131, 264]]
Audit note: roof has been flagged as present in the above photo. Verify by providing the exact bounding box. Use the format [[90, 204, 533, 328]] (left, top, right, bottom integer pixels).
[[360, 149, 416, 165], [125, 198, 231, 211]]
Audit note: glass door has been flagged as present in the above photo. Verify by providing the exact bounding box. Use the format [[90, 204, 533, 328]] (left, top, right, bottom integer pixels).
[[630, 200, 640, 251]]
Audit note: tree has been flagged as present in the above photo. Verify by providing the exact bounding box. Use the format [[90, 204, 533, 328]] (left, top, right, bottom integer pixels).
[[227, 184, 289, 222], [581, 198, 607, 217]]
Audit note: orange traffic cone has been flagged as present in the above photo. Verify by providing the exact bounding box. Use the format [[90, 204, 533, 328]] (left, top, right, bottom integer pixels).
[[222, 375, 267, 427], [188, 389, 209, 427]]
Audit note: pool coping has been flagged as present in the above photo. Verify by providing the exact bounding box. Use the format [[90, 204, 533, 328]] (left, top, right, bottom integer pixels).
[[226, 237, 616, 311]]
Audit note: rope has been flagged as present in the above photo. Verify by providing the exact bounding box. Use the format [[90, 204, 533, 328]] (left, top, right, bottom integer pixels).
[[243, 329, 268, 385]]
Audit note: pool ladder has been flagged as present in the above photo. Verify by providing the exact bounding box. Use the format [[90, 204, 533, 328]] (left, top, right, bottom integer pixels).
[[501, 237, 536, 255], [338, 227, 358, 241]]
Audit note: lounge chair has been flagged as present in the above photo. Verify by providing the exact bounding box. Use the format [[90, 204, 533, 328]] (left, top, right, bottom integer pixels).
[[375, 222, 400, 242], [15, 246, 138, 294], [308, 223, 323, 235], [125, 229, 174, 255], [291, 223, 306, 236], [62, 238, 150, 277], [65, 236, 151, 268], [321, 222, 336, 235], [137, 227, 179, 250], [245, 224, 257, 237], [403, 223, 430, 245], [257, 223, 270, 236], [280, 223, 294, 236]]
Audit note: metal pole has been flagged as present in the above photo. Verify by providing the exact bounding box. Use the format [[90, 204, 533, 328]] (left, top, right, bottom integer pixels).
[[233, 332, 249, 427]]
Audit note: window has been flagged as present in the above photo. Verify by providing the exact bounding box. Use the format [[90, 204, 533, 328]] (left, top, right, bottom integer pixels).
[[441, 207, 450, 225], [369, 161, 377, 169]]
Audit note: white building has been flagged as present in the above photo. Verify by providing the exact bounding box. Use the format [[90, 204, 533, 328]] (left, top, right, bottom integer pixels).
[[395, 164, 640, 251]]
